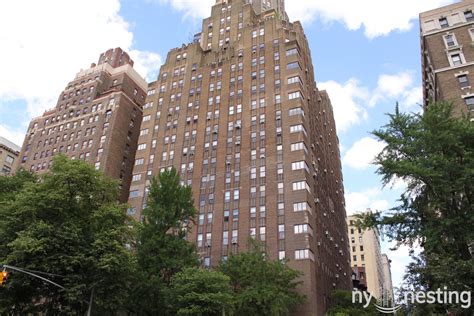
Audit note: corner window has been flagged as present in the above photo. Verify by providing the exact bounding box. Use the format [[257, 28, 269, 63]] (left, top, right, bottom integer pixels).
[[287, 62, 300, 70]]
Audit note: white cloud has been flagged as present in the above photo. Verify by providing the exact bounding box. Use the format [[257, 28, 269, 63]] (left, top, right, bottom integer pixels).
[[388, 177, 409, 191], [345, 187, 389, 216], [130, 50, 163, 82], [0, 125, 26, 148], [286, 0, 457, 38], [156, 0, 213, 19], [343, 137, 385, 170], [318, 79, 369, 132], [370, 72, 422, 110], [155, 0, 457, 38], [401, 86, 423, 111], [0, 0, 161, 119], [319, 71, 422, 133]]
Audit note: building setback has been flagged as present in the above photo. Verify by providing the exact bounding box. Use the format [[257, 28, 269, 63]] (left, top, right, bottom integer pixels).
[[347, 215, 393, 301], [18, 48, 147, 202], [0, 136, 20, 176], [420, 0, 474, 118], [128, 0, 351, 314]]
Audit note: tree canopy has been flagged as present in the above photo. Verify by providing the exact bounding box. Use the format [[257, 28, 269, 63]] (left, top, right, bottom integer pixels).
[[129, 168, 199, 315], [0, 155, 134, 314], [169, 267, 234, 316], [1, 161, 309, 315], [360, 102, 473, 312], [219, 240, 305, 315]]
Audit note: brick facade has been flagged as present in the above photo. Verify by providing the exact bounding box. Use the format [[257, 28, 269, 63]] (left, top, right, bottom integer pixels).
[[128, 1, 351, 314], [18, 48, 147, 202], [421, 0, 474, 118]]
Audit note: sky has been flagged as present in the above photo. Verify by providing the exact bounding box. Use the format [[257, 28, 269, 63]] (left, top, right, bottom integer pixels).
[[0, 0, 460, 289]]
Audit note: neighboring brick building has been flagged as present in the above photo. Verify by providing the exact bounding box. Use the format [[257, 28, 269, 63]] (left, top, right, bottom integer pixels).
[[421, 0, 474, 118], [128, 0, 351, 314], [0, 136, 20, 176], [347, 215, 393, 301], [18, 48, 147, 202]]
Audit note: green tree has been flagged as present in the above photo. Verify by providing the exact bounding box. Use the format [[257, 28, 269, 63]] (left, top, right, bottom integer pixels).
[[130, 168, 198, 315], [360, 102, 474, 312], [169, 267, 234, 316], [219, 240, 305, 316], [0, 155, 135, 314], [326, 290, 379, 316], [0, 169, 37, 202]]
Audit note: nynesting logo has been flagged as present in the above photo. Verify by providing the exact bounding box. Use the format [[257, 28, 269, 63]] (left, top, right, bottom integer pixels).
[[352, 287, 472, 314]]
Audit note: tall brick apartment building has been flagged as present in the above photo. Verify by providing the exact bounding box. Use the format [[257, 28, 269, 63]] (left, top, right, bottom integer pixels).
[[421, 0, 474, 118], [18, 48, 147, 202], [128, 0, 351, 314]]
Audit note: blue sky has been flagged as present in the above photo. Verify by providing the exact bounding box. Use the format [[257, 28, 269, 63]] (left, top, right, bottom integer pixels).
[[0, 0, 460, 288]]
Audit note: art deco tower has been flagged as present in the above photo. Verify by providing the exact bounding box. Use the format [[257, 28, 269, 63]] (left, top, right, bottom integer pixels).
[[129, 1, 351, 314], [18, 48, 147, 202]]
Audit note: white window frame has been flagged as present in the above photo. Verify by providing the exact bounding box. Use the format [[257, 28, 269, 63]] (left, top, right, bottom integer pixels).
[[443, 33, 457, 48], [448, 52, 465, 67]]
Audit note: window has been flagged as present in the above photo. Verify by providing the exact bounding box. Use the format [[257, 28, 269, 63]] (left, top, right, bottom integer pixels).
[[295, 249, 313, 260], [275, 94, 281, 104], [288, 76, 301, 85], [291, 142, 307, 152], [278, 224, 285, 239], [458, 74, 470, 88], [132, 174, 142, 182], [292, 181, 310, 191], [292, 161, 308, 171], [444, 34, 456, 47], [293, 202, 310, 212], [288, 91, 303, 100], [287, 62, 300, 70], [137, 143, 147, 150], [294, 224, 313, 235], [135, 158, 144, 166], [5, 155, 14, 164], [286, 48, 298, 56], [465, 10, 474, 22], [451, 54, 462, 66], [465, 96, 474, 106], [290, 124, 306, 134], [439, 17, 449, 28], [223, 231, 229, 245], [129, 190, 140, 198], [289, 107, 304, 116], [143, 115, 151, 122]]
